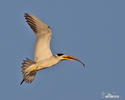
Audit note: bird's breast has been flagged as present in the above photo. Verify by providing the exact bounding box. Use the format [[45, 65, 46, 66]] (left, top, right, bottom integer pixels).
[[36, 57, 60, 70]]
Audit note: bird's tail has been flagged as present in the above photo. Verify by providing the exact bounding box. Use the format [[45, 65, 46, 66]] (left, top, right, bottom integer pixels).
[[20, 58, 38, 85]]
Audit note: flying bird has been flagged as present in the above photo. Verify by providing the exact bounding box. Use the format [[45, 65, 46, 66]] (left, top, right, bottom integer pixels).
[[20, 13, 85, 85]]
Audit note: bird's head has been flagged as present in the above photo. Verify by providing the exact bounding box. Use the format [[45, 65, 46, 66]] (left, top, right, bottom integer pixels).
[[55, 53, 85, 67]]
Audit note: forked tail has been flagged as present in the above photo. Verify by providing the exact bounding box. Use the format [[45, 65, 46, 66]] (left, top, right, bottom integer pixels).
[[20, 58, 37, 85]]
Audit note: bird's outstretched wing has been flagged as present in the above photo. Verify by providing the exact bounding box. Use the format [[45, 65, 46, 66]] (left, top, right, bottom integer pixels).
[[25, 13, 53, 62]]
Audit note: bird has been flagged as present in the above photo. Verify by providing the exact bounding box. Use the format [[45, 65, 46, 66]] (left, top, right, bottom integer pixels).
[[20, 13, 85, 85]]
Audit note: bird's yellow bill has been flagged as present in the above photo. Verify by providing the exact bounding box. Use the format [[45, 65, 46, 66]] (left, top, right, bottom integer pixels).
[[62, 55, 85, 67], [62, 55, 77, 60]]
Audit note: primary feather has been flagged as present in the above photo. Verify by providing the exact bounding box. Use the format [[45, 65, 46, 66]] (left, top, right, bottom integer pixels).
[[21, 58, 36, 85]]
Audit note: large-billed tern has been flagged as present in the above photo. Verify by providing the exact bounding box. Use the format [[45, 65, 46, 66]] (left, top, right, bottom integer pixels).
[[20, 13, 85, 85]]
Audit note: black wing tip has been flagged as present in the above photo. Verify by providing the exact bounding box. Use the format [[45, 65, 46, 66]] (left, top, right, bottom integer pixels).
[[24, 13, 28, 17], [20, 79, 24, 85], [24, 13, 32, 19], [83, 63, 85, 68]]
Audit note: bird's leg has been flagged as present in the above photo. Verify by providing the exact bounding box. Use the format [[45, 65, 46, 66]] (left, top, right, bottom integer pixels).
[[31, 66, 39, 73]]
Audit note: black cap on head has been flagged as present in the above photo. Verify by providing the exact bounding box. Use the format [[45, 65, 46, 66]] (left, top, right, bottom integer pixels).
[[57, 53, 64, 56]]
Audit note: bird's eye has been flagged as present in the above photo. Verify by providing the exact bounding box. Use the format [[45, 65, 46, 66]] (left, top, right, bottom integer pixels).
[[48, 26, 50, 28]]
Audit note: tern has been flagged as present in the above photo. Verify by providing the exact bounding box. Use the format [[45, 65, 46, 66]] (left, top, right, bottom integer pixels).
[[20, 13, 85, 85]]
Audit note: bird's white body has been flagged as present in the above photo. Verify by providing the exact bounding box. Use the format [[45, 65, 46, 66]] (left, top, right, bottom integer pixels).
[[37, 56, 61, 70]]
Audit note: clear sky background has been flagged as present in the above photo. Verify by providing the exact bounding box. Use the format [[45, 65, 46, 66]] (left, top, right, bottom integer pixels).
[[0, 0, 124, 100]]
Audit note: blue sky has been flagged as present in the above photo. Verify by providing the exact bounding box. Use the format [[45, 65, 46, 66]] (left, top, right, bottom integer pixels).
[[0, 0, 124, 100]]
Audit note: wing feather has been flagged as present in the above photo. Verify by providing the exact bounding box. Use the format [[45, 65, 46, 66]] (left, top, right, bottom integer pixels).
[[25, 13, 53, 62]]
